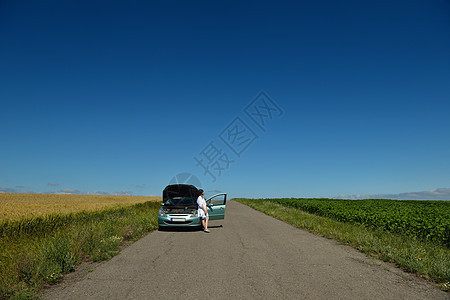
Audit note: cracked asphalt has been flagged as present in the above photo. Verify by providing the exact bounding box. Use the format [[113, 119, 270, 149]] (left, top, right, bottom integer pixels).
[[45, 201, 448, 299]]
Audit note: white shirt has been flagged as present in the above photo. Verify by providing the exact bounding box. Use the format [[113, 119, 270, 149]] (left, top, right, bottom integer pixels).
[[197, 195, 207, 217]]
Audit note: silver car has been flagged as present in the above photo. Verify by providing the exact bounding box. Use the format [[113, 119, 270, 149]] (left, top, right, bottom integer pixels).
[[158, 184, 227, 229]]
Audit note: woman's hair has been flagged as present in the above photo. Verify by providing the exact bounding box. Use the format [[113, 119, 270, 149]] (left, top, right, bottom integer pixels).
[[198, 189, 204, 196]]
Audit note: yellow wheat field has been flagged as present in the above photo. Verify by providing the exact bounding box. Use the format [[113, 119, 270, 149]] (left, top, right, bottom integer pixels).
[[0, 193, 162, 222]]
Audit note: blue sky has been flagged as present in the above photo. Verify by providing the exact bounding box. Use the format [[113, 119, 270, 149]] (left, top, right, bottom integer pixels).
[[1, 0, 449, 199]]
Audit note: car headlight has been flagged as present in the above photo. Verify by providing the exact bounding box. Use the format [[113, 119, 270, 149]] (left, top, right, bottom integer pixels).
[[192, 210, 198, 217], [159, 209, 167, 217]]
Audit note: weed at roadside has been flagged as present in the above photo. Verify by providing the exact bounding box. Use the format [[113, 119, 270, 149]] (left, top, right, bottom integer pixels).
[[236, 198, 450, 291], [0, 201, 160, 299]]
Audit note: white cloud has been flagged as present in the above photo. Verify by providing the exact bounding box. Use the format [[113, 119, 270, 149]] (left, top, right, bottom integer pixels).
[[47, 182, 60, 186], [0, 187, 18, 193], [111, 191, 134, 196], [86, 191, 111, 195], [0, 187, 35, 194], [86, 190, 134, 196], [1, 187, 136, 196], [55, 188, 80, 194], [336, 188, 450, 200]]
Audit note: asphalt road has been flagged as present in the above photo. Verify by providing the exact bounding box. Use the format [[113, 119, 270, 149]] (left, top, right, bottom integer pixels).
[[45, 201, 448, 299]]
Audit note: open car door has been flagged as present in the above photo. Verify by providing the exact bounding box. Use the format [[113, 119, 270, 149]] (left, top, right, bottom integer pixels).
[[206, 193, 227, 220]]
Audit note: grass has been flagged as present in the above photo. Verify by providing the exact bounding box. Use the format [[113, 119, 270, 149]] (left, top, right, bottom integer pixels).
[[235, 198, 450, 292], [267, 198, 450, 246], [0, 194, 161, 299]]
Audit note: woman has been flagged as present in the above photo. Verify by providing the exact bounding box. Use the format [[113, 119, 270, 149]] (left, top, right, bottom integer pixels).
[[197, 189, 210, 233]]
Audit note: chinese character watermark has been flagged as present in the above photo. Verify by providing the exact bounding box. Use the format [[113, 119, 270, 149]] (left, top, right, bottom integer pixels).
[[244, 91, 284, 131], [168, 172, 203, 188], [219, 117, 258, 157], [194, 142, 235, 182], [167, 172, 224, 198], [193, 91, 283, 183]]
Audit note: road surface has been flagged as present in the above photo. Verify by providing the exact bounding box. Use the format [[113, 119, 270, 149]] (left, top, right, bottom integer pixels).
[[45, 201, 448, 299]]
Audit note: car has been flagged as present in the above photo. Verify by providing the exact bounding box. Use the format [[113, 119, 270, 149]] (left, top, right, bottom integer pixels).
[[158, 184, 227, 229]]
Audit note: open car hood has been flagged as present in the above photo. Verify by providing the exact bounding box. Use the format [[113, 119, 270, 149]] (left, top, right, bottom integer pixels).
[[162, 184, 199, 208]]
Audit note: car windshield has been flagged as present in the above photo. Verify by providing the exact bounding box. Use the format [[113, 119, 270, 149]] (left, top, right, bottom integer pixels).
[[164, 197, 196, 206]]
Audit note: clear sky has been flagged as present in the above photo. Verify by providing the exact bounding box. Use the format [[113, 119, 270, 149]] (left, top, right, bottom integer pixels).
[[1, 0, 449, 199]]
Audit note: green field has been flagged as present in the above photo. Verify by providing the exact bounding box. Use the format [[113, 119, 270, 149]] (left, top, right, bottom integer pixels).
[[266, 198, 450, 247], [236, 198, 450, 291]]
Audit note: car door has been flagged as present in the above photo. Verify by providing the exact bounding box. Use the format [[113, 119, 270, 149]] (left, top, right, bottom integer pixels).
[[206, 193, 227, 220]]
